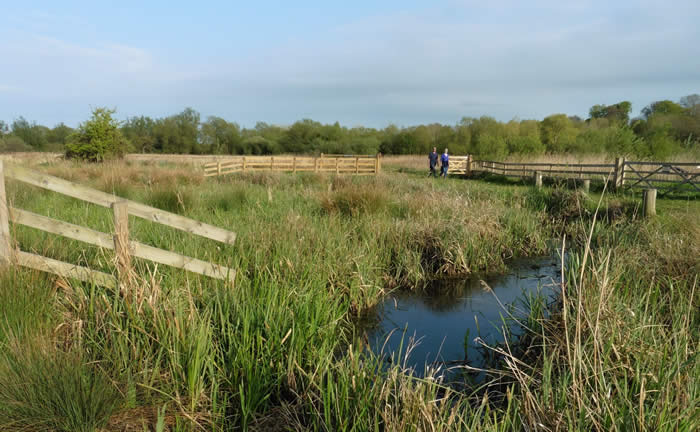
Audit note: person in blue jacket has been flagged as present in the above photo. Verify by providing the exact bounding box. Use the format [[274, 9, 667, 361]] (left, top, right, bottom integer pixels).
[[428, 147, 438, 177], [440, 148, 449, 178]]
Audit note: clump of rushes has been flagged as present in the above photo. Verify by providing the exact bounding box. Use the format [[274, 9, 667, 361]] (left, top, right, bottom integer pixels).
[[0, 159, 697, 430], [320, 184, 389, 216], [0, 338, 119, 432]]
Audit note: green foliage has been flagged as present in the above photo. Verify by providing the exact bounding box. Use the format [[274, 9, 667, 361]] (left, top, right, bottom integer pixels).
[[200, 116, 242, 154], [589, 101, 632, 124], [574, 125, 641, 155], [0, 135, 33, 152], [474, 133, 508, 159], [46, 123, 74, 151], [507, 135, 545, 155], [540, 114, 579, 152], [642, 100, 685, 119], [65, 108, 130, 161], [11, 116, 48, 150], [5, 94, 700, 159], [0, 343, 119, 432]]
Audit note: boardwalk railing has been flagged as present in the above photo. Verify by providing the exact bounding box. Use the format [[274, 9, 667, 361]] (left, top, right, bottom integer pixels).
[[203, 154, 382, 177], [0, 161, 236, 288], [470, 157, 700, 193]]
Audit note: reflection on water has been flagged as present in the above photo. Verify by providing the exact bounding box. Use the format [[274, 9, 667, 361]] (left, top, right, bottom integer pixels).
[[364, 253, 562, 375]]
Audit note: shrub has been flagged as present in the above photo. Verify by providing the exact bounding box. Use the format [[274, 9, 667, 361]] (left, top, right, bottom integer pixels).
[[66, 108, 131, 162], [0, 135, 34, 152]]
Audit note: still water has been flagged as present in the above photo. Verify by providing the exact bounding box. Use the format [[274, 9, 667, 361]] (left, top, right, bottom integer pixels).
[[364, 254, 562, 375]]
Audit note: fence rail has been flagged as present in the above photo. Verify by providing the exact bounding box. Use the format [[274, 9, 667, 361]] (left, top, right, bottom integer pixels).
[[469, 157, 700, 193], [203, 154, 382, 177], [0, 161, 236, 287]]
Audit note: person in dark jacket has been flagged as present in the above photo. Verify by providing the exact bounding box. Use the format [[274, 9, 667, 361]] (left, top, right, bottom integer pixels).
[[440, 148, 449, 178], [428, 147, 438, 177]]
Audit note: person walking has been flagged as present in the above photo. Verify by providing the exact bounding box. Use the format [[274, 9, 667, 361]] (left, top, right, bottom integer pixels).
[[428, 147, 438, 177], [440, 148, 449, 178]]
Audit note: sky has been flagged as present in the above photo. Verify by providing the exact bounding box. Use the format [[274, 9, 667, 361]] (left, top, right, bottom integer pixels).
[[1, 0, 699, 129]]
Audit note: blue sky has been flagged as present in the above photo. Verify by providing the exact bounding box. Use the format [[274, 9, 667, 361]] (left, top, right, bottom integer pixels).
[[1, 0, 699, 128]]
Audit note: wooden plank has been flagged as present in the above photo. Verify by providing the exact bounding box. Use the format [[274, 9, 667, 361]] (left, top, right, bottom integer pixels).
[[10, 207, 114, 248], [130, 241, 233, 280], [126, 202, 234, 249], [6, 163, 116, 207], [0, 161, 12, 265], [16, 250, 117, 288], [9, 207, 234, 281], [4, 163, 237, 245], [112, 201, 131, 285]]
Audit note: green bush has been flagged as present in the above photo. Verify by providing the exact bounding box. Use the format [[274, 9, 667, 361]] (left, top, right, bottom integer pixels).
[[65, 108, 131, 161]]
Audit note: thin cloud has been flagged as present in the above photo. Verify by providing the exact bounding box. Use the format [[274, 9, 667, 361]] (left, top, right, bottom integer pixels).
[[0, 1, 698, 127]]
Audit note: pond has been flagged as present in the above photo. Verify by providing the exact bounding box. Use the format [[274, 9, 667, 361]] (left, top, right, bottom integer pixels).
[[363, 252, 562, 379]]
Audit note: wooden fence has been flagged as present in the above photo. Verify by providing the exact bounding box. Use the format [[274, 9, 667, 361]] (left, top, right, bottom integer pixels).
[[470, 157, 700, 193], [0, 161, 236, 288], [203, 154, 382, 177]]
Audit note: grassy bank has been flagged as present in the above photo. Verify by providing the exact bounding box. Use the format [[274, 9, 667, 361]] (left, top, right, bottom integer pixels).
[[0, 160, 697, 431]]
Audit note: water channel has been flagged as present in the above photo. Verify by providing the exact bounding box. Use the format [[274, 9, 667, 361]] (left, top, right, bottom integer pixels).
[[363, 252, 563, 379]]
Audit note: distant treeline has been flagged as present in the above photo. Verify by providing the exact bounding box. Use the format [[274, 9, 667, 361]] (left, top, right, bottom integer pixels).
[[2, 95, 699, 159]]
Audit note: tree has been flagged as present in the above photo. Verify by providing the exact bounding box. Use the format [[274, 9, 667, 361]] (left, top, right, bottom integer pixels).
[[588, 101, 631, 124], [642, 100, 684, 119], [679, 94, 700, 110], [65, 108, 130, 161], [680, 94, 700, 117], [46, 123, 74, 151], [0, 120, 8, 137], [540, 114, 578, 152], [474, 134, 507, 159], [201, 116, 242, 154], [122, 116, 156, 153], [11, 117, 48, 150]]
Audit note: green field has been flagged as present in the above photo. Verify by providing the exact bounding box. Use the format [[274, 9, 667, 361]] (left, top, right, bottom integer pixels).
[[0, 160, 698, 431]]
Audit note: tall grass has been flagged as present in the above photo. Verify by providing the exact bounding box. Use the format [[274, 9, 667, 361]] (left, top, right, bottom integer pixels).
[[0, 159, 697, 430]]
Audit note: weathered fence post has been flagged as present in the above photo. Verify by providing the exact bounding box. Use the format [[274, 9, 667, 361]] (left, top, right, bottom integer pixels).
[[217, 161, 222, 177], [582, 179, 590, 193], [242, 156, 247, 172], [270, 156, 274, 171], [642, 188, 657, 218], [377, 153, 382, 174], [293, 157, 297, 173], [112, 201, 131, 286], [533, 171, 543, 188], [614, 157, 626, 189], [466, 155, 472, 176], [355, 157, 359, 174], [315, 157, 319, 173], [335, 158, 339, 175], [0, 161, 12, 266]]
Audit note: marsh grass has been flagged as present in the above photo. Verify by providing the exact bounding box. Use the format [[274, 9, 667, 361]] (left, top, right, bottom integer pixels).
[[0, 159, 697, 431], [0, 338, 120, 432]]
